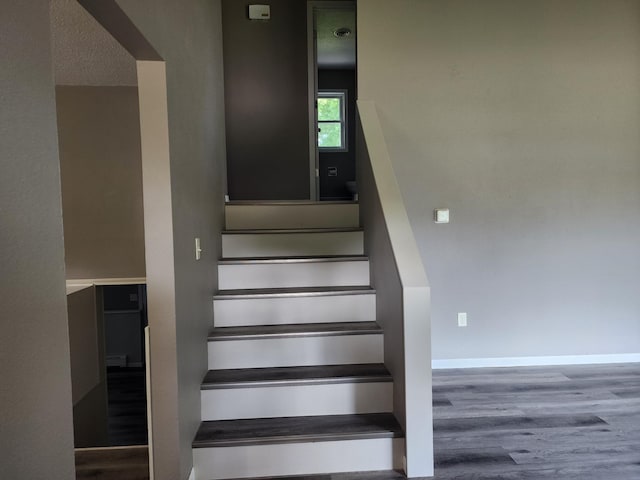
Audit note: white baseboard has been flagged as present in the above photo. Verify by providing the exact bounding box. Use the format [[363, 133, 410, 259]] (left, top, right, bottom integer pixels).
[[432, 353, 640, 369]]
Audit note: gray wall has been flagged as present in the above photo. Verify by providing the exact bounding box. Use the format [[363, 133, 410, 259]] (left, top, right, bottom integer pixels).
[[57, 86, 146, 280], [359, 0, 640, 360], [222, 0, 310, 200], [112, 1, 227, 478], [0, 1, 75, 479]]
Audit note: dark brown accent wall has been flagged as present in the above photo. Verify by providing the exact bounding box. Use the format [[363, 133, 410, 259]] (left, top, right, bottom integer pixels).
[[222, 0, 310, 200]]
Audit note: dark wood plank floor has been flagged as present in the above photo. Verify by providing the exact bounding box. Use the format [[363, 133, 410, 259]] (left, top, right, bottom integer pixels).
[[246, 362, 640, 480], [107, 367, 148, 446], [75, 445, 149, 480]]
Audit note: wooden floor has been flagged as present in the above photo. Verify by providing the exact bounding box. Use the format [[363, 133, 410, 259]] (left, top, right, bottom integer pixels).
[[251, 362, 639, 480], [107, 367, 148, 446], [429, 362, 640, 479], [80, 363, 639, 479]]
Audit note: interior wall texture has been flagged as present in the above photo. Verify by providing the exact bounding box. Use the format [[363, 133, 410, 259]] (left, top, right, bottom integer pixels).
[[358, 0, 640, 360], [222, 0, 310, 200], [0, 1, 75, 479], [113, 1, 227, 478], [57, 86, 146, 280]]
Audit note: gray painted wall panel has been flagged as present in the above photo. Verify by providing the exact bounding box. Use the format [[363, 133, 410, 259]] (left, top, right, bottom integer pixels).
[[358, 0, 640, 360], [0, 1, 75, 478]]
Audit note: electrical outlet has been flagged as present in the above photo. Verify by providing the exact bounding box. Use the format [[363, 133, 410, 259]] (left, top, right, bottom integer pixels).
[[458, 312, 468, 327]]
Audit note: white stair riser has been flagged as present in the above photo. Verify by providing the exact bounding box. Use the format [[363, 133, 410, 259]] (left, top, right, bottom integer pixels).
[[222, 231, 364, 258], [218, 261, 370, 290], [201, 382, 393, 421], [193, 438, 403, 480], [225, 204, 359, 230], [208, 335, 383, 370], [213, 293, 376, 327]]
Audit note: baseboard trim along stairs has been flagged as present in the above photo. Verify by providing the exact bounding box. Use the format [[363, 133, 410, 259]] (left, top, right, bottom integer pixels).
[[192, 201, 406, 480]]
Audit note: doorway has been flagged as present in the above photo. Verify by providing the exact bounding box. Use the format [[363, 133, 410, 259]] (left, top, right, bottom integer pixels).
[[308, 1, 357, 201]]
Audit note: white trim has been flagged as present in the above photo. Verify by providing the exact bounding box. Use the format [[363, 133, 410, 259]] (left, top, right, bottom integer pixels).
[[432, 353, 640, 370], [187, 467, 195, 480], [66, 277, 146, 288]]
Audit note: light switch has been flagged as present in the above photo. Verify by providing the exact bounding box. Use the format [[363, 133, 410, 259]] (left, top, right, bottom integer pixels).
[[195, 237, 202, 260], [434, 208, 450, 224], [458, 312, 467, 327]]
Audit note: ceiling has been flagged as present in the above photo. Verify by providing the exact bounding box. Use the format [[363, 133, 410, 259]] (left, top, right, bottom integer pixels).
[[316, 7, 356, 70]]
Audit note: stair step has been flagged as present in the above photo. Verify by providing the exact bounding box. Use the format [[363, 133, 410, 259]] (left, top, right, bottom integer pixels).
[[192, 414, 403, 479], [207, 323, 383, 370], [225, 201, 359, 230], [214, 285, 374, 299], [218, 255, 368, 264], [221, 229, 363, 258], [202, 364, 391, 388], [200, 365, 393, 421], [213, 286, 376, 327], [193, 413, 402, 448], [218, 256, 370, 290], [209, 322, 381, 341]]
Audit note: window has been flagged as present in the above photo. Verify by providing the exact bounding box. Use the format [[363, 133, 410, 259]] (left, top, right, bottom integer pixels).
[[317, 90, 347, 151]]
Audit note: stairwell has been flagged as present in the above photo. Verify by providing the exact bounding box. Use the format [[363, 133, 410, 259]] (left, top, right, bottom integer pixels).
[[192, 201, 404, 480]]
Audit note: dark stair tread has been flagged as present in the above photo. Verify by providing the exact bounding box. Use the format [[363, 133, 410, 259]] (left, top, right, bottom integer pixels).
[[208, 322, 382, 341], [218, 255, 368, 265], [219, 471, 405, 480], [193, 413, 403, 448], [222, 227, 363, 234], [214, 286, 375, 300], [226, 200, 358, 205], [202, 364, 391, 389]]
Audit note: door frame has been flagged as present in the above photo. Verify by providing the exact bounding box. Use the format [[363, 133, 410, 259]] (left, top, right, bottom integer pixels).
[[307, 0, 356, 201]]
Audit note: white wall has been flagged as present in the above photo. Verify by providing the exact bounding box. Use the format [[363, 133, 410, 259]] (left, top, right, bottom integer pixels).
[[358, 0, 640, 361], [0, 1, 75, 478]]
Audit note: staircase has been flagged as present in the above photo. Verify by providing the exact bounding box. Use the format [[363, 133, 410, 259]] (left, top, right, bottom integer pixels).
[[192, 201, 404, 480]]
